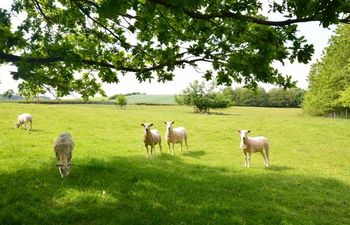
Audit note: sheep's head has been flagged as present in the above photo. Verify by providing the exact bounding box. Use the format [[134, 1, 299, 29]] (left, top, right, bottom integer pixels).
[[56, 162, 71, 178], [164, 121, 174, 131], [16, 122, 21, 128], [238, 130, 251, 143], [141, 123, 153, 132]]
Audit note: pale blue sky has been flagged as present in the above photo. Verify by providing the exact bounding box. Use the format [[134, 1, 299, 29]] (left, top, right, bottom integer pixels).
[[0, 1, 334, 96]]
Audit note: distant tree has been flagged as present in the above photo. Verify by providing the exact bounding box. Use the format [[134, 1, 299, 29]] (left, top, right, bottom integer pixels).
[[229, 87, 268, 106], [223, 86, 305, 107], [289, 88, 306, 107], [116, 95, 128, 109], [222, 87, 235, 106], [3, 89, 14, 100], [303, 24, 350, 116], [176, 80, 230, 113], [18, 80, 45, 102], [337, 87, 350, 108]]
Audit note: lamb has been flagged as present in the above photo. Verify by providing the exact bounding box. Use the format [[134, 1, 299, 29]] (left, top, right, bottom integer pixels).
[[141, 123, 162, 159], [16, 113, 32, 131], [238, 130, 269, 168], [54, 132, 74, 177], [164, 121, 188, 155]]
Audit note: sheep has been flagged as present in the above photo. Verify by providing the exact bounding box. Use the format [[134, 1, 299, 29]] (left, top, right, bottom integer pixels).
[[164, 121, 188, 155], [54, 132, 74, 177], [238, 130, 269, 168], [141, 123, 162, 159], [16, 113, 32, 131]]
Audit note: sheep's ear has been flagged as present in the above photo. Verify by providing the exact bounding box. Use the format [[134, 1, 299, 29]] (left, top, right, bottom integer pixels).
[[164, 121, 167, 124], [238, 130, 241, 133], [150, 123, 153, 126], [247, 130, 251, 133], [171, 121, 174, 124], [141, 123, 144, 127]]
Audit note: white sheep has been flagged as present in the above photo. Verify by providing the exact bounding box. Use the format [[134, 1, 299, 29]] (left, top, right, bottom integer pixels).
[[54, 132, 74, 177], [238, 130, 269, 168], [141, 123, 162, 159], [164, 121, 188, 155], [16, 113, 32, 131]]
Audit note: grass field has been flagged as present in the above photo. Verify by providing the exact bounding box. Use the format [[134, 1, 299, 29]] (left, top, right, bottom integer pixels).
[[0, 103, 350, 225]]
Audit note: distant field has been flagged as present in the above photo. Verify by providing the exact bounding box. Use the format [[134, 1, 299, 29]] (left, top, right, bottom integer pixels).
[[1, 94, 177, 105], [1, 103, 350, 225], [126, 94, 176, 104]]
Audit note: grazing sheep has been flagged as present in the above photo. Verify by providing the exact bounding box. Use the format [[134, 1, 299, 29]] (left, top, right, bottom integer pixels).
[[164, 121, 188, 155], [16, 113, 32, 131], [141, 123, 162, 159], [54, 132, 74, 177], [238, 130, 269, 168]]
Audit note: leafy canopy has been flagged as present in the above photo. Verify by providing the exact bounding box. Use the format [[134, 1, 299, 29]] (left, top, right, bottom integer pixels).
[[303, 24, 350, 116], [0, 0, 349, 97]]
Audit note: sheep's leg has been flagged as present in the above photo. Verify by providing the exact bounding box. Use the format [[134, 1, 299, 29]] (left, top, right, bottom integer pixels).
[[159, 142, 162, 155], [172, 143, 175, 155], [180, 142, 183, 152], [243, 152, 248, 167], [260, 151, 268, 167], [247, 152, 252, 168], [167, 143, 171, 154], [265, 146, 270, 167], [145, 145, 149, 159], [29, 121, 32, 130], [151, 145, 155, 159]]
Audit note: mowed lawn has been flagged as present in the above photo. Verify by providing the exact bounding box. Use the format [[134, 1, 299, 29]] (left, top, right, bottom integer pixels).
[[0, 103, 350, 225]]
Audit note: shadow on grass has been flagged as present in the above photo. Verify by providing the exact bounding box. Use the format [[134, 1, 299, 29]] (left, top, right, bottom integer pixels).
[[29, 128, 44, 132], [183, 150, 206, 158], [14, 128, 44, 133], [0, 156, 349, 225], [184, 111, 235, 116], [266, 165, 292, 172]]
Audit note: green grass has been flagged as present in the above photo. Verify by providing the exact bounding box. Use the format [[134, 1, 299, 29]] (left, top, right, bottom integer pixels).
[[1, 103, 350, 225]]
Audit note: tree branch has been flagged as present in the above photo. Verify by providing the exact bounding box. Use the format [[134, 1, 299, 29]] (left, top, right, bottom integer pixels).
[[30, 0, 55, 23], [0, 52, 208, 73], [147, 0, 350, 26]]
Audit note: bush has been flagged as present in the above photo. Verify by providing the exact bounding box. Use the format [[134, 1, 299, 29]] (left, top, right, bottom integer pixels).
[[115, 95, 127, 109], [176, 81, 230, 113]]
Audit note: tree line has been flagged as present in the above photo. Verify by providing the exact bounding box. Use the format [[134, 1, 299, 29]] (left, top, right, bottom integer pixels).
[[176, 81, 305, 113], [303, 24, 350, 117], [223, 87, 305, 108]]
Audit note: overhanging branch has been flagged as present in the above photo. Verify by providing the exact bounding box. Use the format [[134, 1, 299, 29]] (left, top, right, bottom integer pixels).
[[0, 52, 209, 73], [147, 0, 350, 26]]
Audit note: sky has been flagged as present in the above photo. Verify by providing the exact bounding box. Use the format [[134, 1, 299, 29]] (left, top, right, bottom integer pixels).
[[0, 1, 335, 96]]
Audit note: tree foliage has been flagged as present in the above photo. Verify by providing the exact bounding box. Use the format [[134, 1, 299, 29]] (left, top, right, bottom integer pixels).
[[18, 80, 45, 102], [303, 24, 350, 116], [0, 0, 349, 98], [116, 95, 128, 109], [223, 87, 305, 107], [176, 80, 230, 113]]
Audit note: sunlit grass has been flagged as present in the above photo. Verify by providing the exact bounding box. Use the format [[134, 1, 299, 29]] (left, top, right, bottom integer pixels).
[[0, 103, 350, 225]]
